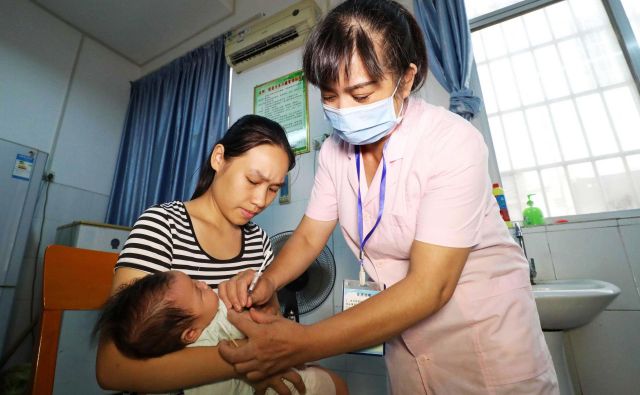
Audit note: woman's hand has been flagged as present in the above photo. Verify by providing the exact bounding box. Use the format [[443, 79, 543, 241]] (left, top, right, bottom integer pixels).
[[249, 369, 306, 395], [252, 292, 281, 316], [219, 269, 277, 312], [218, 309, 308, 381]]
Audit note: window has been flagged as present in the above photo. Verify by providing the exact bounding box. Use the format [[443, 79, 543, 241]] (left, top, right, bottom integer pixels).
[[466, 0, 640, 220], [620, 0, 640, 40], [466, 0, 525, 18]]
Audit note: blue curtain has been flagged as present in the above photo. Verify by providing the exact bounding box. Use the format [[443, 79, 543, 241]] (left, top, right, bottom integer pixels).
[[414, 0, 481, 120], [106, 37, 230, 226]]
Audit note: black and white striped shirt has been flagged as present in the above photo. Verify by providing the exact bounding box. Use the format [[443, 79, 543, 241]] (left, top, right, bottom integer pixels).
[[115, 201, 273, 289]]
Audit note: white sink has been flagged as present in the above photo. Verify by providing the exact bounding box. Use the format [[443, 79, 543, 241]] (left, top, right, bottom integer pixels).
[[532, 279, 620, 395], [532, 279, 620, 330]]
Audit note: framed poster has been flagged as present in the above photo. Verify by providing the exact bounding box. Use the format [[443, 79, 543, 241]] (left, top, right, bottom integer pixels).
[[254, 70, 310, 155]]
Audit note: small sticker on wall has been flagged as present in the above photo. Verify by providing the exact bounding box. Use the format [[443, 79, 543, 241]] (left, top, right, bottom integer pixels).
[[12, 154, 34, 181]]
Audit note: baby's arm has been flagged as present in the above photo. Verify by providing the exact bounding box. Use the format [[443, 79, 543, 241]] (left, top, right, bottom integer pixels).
[[191, 307, 309, 395], [96, 267, 239, 392], [96, 338, 239, 392]]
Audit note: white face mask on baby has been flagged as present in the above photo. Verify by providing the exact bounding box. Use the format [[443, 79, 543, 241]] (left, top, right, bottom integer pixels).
[[322, 79, 404, 146]]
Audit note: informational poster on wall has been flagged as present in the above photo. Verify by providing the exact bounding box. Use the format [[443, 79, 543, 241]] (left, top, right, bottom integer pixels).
[[254, 70, 310, 155], [12, 154, 34, 181]]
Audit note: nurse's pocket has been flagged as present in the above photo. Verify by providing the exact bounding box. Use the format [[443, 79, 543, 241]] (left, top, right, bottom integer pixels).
[[457, 274, 550, 386]]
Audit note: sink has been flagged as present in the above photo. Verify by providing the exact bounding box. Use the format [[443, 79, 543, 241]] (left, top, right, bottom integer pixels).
[[532, 279, 620, 395], [532, 279, 620, 330]]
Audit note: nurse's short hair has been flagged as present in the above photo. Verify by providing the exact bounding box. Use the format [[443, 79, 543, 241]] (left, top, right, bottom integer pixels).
[[303, 0, 428, 92]]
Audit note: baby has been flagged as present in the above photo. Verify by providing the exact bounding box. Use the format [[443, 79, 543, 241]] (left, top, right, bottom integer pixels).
[[95, 270, 346, 395]]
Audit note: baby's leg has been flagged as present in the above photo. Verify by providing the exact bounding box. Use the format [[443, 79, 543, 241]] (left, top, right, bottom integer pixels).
[[264, 365, 348, 395], [298, 365, 348, 395]]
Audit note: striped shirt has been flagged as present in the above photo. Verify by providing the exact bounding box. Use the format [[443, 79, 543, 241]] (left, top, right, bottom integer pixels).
[[115, 201, 273, 289]]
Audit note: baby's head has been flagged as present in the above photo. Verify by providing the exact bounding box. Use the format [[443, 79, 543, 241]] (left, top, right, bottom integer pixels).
[[95, 271, 219, 359]]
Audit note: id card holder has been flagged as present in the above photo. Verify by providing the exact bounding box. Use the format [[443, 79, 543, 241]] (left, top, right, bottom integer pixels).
[[342, 279, 385, 356]]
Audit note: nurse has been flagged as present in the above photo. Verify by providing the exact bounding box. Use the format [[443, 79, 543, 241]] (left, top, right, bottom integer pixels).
[[219, 1, 559, 393]]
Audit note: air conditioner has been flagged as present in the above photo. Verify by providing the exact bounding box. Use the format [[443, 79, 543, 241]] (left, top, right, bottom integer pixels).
[[225, 0, 320, 73]]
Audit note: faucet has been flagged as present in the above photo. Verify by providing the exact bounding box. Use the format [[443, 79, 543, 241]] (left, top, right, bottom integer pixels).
[[514, 222, 537, 285]]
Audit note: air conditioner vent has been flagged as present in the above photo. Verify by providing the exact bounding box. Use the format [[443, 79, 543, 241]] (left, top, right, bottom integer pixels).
[[224, 0, 319, 73], [229, 27, 299, 64]]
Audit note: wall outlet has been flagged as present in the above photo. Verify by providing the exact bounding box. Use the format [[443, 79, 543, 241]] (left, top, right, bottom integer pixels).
[[43, 170, 55, 182]]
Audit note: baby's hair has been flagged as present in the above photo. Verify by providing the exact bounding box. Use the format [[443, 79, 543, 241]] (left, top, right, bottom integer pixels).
[[94, 271, 196, 359]]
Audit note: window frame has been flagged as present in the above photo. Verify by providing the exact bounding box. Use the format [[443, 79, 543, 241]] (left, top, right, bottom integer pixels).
[[467, 0, 640, 223]]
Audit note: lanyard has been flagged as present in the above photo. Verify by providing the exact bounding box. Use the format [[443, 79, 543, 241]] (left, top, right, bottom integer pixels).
[[355, 145, 387, 284]]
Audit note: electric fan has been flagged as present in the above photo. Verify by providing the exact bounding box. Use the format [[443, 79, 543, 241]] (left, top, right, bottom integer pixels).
[[269, 231, 336, 322]]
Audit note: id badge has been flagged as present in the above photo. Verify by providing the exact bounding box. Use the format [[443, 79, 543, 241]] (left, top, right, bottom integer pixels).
[[342, 279, 385, 356]]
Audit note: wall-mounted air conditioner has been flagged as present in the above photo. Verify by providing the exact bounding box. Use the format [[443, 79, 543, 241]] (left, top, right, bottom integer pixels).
[[225, 0, 320, 73]]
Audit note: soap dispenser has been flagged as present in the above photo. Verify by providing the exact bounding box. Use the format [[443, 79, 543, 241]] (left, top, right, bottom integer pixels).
[[523, 194, 545, 226]]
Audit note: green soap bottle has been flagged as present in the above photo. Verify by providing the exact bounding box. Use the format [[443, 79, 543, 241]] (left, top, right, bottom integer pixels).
[[523, 194, 545, 226]]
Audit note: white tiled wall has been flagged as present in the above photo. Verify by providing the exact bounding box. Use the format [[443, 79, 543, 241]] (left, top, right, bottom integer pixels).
[[1, 0, 137, 370], [569, 311, 640, 395], [521, 219, 640, 394], [4, 184, 110, 368], [619, 220, 640, 297]]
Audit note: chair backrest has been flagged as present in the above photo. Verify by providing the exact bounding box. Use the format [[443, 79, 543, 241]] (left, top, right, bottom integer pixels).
[[29, 245, 118, 395]]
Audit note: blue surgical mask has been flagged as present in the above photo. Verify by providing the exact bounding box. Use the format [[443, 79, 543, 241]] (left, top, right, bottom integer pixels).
[[322, 79, 404, 145]]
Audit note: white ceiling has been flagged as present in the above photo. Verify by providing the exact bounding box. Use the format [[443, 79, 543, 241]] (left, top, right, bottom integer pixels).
[[33, 0, 235, 66]]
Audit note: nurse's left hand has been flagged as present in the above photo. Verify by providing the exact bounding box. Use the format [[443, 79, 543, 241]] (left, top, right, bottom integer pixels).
[[218, 308, 307, 381]]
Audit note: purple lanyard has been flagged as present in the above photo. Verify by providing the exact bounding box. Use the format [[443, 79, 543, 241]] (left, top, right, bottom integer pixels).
[[355, 146, 387, 265]]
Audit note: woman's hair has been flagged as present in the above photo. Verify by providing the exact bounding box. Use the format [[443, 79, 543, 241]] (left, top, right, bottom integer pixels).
[[93, 271, 195, 359], [191, 114, 296, 199], [303, 0, 428, 92]]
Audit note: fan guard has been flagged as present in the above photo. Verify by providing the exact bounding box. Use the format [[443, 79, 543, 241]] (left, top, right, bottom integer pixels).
[[269, 231, 336, 321]]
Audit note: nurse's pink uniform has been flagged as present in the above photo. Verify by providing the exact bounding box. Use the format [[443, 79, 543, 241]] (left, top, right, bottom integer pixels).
[[306, 97, 559, 394]]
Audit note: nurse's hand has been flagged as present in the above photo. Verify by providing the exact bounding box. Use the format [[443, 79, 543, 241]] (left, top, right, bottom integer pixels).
[[219, 270, 277, 312], [219, 308, 307, 381], [247, 273, 277, 307]]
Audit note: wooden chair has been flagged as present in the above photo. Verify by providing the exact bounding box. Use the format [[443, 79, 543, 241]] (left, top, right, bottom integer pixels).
[[29, 245, 118, 394]]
